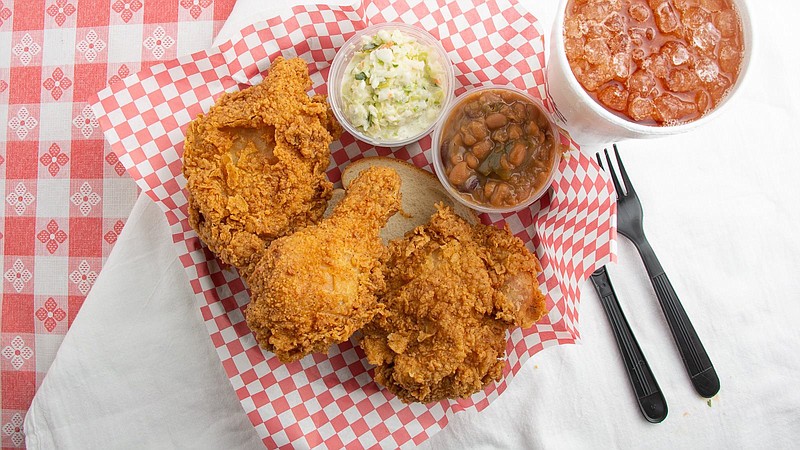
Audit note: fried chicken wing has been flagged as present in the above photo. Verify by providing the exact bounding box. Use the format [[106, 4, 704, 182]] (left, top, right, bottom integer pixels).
[[183, 57, 341, 277], [246, 166, 402, 362], [361, 205, 547, 403]]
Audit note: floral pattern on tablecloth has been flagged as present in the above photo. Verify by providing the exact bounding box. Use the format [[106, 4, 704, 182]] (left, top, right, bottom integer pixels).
[[0, 1, 235, 448]]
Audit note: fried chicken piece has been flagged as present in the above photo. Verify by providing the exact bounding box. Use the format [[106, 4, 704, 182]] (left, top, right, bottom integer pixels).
[[246, 166, 402, 362], [361, 205, 547, 403], [183, 57, 341, 277]]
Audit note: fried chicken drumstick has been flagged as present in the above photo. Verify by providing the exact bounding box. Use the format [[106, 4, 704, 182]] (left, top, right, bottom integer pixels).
[[246, 166, 402, 362], [361, 205, 547, 403], [183, 57, 341, 277]]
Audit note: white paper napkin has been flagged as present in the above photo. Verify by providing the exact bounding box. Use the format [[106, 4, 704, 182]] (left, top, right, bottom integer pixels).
[[24, 193, 263, 449]]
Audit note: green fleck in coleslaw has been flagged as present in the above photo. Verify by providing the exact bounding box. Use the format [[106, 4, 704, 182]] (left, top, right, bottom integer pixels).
[[341, 28, 447, 141]]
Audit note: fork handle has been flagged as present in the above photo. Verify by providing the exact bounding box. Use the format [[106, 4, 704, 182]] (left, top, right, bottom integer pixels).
[[591, 267, 667, 423], [634, 240, 720, 398]]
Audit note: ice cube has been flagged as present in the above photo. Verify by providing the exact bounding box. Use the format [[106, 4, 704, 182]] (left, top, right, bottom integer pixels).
[[586, 21, 607, 39], [654, 93, 696, 122], [718, 41, 741, 73], [706, 74, 732, 102], [714, 9, 739, 38], [666, 68, 700, 92], [584, 2, 611, 20], [584, 38, 612, 65], [604, 13, 626, 34], [695, 90, 712, 114], [575, 70, 597, 91], [674, 0, 699, 11], [598, 84, 630, 111], [565, 15, 588, 38], [632, 48, 646, 63], [569, 0, 590, 12], [576, 60, 614, 92], [629, 3, 650, 22], [692, 22, 721, 52], [612, 52, 632, 79], [573, 59, 608, 92], [682, 7, 710, 29], [628, 96, 655, 121], [700, 0, 724, 12], [694, 56, 719, 82], [629, 26, 648, 46], [572, 58, 591, 83], [608, 33, 631, 53], [646, 27, 656, 40], [585, 63, 615, 91], [627, 69, 657, 95], [643, 53, 670, 78], [654, 2, 681, 33], [662, 41, 692, 65], [565, 37, 586, 61]]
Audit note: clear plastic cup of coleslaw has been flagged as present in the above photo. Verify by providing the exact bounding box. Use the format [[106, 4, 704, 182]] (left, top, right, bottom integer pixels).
[[328, 22, 455, 148]]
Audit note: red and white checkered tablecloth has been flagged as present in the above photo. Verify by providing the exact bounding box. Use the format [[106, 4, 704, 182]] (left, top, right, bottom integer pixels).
[[0, 1, 235, 448]]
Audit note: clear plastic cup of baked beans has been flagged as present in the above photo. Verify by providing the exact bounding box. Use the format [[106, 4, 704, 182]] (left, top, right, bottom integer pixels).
[[432, 86, 561, 214]]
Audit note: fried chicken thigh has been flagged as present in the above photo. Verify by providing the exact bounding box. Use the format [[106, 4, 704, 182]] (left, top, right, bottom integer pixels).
[[183, 57, 341, 277], [246, 166, 402, 362], [361, 205, 547, 403]]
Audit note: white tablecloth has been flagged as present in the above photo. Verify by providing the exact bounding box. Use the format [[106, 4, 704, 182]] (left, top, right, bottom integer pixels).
[[25, 1, 800, 448]]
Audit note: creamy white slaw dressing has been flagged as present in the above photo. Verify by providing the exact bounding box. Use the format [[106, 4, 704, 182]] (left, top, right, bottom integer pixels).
[[341, 29, 446, 141]]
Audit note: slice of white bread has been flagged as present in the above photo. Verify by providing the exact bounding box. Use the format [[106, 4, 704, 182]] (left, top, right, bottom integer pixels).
[[330, 156, 478, 244]]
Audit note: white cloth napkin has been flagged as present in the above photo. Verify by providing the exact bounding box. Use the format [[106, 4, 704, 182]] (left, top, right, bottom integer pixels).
[[25, 1, 800, 448], [24, 192, 263, 449]]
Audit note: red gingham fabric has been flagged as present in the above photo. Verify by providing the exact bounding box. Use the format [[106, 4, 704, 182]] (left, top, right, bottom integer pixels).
[[90, 0, 617, 448], [0, 1, 235, 448]]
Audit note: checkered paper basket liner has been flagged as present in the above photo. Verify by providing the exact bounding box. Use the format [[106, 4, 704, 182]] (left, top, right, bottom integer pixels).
[[89, 0, 616, 447]]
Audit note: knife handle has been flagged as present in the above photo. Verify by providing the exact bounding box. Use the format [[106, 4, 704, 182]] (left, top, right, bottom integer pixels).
[[590, 266, 668, 423], [634, 239, 720, 398]]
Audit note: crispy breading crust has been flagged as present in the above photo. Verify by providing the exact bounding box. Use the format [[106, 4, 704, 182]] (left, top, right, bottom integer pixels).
[[361, 205, 547, 403], [245, 167, 402, 362], [183, 57, 341, 277]]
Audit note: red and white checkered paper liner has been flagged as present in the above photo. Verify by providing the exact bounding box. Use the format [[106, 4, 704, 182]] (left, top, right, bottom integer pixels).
[[90, 0, 616, 447]]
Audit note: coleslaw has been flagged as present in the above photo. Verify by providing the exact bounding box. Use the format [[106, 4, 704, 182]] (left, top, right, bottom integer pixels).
[[340, 28, 447, 141]]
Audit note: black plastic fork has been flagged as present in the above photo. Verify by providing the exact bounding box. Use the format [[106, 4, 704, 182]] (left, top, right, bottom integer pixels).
[[599, 145, 720, 398]]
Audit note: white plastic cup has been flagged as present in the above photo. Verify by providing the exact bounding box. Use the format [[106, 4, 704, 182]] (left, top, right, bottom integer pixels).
[[546, 0, 754, 146]]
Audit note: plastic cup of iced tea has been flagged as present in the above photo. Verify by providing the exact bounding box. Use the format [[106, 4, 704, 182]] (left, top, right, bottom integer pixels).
[[546, 0, 753, 146]]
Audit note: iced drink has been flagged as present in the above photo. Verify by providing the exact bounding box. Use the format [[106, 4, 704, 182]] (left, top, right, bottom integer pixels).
[[563, 0, 745, 125]]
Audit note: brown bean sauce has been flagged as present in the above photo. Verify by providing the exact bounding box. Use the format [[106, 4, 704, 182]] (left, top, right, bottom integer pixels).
[[440, 89, 557, 208]]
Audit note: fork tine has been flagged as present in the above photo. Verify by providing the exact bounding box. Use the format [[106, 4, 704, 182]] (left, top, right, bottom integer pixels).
[[604, 147, 624, 198], [612, 144, 636, 197], [596, 151, 604, 169]]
